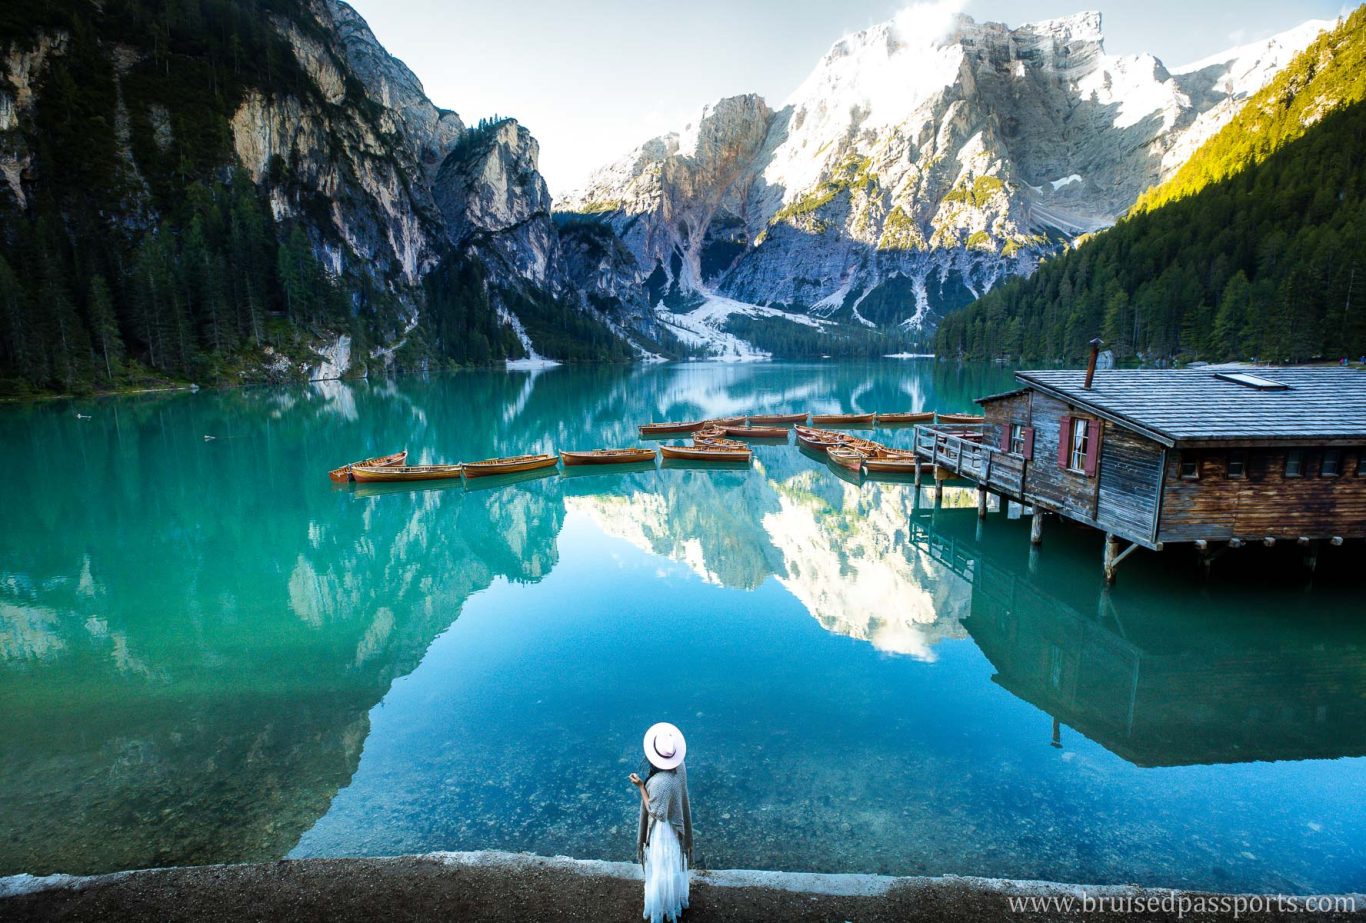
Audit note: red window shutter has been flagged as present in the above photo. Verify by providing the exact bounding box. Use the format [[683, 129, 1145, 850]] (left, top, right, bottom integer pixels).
[[1083, 420, 1103, 477], [1022, 427, 1035, 460], [1000, 424, 1012, 451], [1057, 415, 1072, 468]]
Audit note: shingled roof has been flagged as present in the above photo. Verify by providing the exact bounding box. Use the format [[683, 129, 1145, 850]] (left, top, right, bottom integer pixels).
[[990, 367, 1366, 447]]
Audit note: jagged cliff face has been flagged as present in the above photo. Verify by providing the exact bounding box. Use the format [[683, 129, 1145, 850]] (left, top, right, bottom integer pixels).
[[0, 0, 577, 379], [559, 10, 1327, 335], [231, 1, 462, 289], [0, 33, 65, 212], [229, 0, 566, 360], [434, 120, 559, 290]]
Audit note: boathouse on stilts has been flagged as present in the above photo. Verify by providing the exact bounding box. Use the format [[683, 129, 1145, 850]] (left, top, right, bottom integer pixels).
[[911, 352, 1366, 581]]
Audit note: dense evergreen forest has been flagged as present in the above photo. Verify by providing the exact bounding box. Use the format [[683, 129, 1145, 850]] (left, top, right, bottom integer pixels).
[[0, 0, 628, 397], [0, 0, 365, 396], [935, 9, 1366, 365], [723, 314, 923, 359]]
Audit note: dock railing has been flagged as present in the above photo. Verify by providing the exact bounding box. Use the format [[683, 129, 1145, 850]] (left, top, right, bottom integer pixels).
[[912, 424, 1026, 498]]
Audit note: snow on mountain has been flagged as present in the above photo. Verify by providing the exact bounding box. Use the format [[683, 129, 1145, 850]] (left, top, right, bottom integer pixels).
[[655, 295, 836, 362], [1161, 18, 1337, 173], [558, 9, 1329, 355]]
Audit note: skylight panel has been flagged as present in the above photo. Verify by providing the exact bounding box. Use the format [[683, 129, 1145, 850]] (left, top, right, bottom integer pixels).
[[1214, 372, 1289, 391]]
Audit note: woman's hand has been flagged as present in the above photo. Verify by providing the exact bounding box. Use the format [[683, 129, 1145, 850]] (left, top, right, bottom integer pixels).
[[628, 772, 643, 787]]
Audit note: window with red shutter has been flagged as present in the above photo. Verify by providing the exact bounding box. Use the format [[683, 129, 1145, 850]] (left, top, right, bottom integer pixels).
[[1057, 415, 1072, 468], [1082, 420, 1103, 477], [1022, 427, 1035, 460], [1000, 424, 1011, 451]]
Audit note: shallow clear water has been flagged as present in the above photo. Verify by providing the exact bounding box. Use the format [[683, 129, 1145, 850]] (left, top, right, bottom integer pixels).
[[2, 361, 1364, 893]]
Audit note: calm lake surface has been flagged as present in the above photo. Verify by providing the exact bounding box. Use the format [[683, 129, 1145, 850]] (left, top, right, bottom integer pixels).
[[2, 361, 1364, 894]]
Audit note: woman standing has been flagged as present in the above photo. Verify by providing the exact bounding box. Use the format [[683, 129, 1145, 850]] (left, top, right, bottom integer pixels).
[[629, 722, 692, 923]]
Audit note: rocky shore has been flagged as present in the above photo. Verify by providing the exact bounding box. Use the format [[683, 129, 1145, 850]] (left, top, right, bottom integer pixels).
[[3, 851, 1361, 922]]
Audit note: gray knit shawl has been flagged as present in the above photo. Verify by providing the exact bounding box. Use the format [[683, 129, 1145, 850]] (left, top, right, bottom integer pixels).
[[636, 763, 692, 863]]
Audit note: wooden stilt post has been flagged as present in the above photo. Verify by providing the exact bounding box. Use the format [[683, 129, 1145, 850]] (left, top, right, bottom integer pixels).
[[1303, 538, 1319, 573], [913, 458, 922, 486], [977, 487, 988, 519], [1103, 532, 1119, 584], [1030, 510, 1044, 546], [1195, 539, 1213, 578]]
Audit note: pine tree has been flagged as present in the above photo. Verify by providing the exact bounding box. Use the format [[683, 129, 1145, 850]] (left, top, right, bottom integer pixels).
[[86, 274, 124, 385], [1213, 271, 1250, 360]]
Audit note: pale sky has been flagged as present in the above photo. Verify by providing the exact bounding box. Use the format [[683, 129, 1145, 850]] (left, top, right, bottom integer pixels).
[[345, 0, 1351, 197]]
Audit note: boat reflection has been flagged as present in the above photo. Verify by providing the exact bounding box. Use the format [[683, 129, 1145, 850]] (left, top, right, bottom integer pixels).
[[559, 460, 659, 480], [461, 466, 559, 493], [349, 479, 468, 500]]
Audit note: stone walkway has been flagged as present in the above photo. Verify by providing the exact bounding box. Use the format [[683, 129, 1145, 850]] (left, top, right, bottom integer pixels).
[[3, 851, 1362, 921]]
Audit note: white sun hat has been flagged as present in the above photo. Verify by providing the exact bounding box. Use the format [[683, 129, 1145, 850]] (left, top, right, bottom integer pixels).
[[643, 722, 687, 770]]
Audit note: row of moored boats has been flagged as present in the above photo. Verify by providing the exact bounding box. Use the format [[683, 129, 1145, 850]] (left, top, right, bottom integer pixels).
[[327, 409, 984, 483], [637, 409, 981, 436], [794, 426, 919, 475]]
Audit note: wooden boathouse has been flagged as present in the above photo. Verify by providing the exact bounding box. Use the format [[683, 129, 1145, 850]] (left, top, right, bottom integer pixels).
[[912, 364, 1366, 580]]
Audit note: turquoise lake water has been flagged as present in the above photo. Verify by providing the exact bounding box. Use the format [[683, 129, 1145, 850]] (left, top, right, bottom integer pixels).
[[1, 361, 1364, 893]]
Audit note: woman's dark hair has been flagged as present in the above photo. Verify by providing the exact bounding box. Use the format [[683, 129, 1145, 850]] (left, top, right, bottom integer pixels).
[[638, 758, 672, 782]]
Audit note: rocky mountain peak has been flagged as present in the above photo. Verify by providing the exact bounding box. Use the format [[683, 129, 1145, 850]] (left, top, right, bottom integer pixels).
[[556, 8, 1329, 346]]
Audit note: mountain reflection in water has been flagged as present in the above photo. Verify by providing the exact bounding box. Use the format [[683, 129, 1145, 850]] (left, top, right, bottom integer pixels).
[[1, 362, 1362, 893]]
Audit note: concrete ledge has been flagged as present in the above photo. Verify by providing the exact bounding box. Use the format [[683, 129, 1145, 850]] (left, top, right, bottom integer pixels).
[[2, 851, 1362, 921]]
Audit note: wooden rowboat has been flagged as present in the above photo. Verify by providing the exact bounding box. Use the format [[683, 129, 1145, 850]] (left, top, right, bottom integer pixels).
[[351, 479, 465, 498], [796, 434, 844, 454], [462, 453, 559, 478], [560, 448, 657, 466], [810, 412, 875, 426], [694, 433, 748, 449], [827, 446, 866, 472], [862, 447, 919, 474], [794, 425, 847, 454], [329, 449, 407, 482], [797, 426, 878, 450], [720, 424, 789, 439], [747, 412, 808, 425], [350, 463, 462, 483], [660, 444, 751, 463], [875, 411, 934, 425], [639, 420, 708, 436], [936, 412, 985, 424], [864, 455, 919, 474]]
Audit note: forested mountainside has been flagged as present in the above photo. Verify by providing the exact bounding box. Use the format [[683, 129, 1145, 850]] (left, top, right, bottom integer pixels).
[[935, 8, 1366, 364], [559, 11, 1325, 339], [0, 0, 641, 397]]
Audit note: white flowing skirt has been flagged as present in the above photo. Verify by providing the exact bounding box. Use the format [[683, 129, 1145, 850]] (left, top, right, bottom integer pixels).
[[642, 820, 689, 923]]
